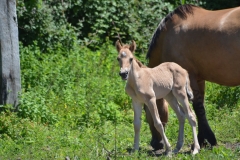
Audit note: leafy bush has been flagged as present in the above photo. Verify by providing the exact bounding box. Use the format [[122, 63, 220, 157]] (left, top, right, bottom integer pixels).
[[17, 0, 174, 53], [205, 83, 240, 109], [200, 0, 240, 10], [17, 0, 78, 52], [0, 109, 44, 142], [18, 88, 58, 125], [19, 41, 132, 127]]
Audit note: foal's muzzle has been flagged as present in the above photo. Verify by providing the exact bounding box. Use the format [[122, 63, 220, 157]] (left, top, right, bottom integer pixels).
[[119, 71, 129, 80]]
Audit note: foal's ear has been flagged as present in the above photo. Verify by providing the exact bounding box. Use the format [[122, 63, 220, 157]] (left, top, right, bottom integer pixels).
[[115, 40, 122, 52], [129, 40, 136, 53]]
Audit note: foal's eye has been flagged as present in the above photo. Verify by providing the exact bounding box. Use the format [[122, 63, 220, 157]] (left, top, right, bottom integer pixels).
[[130, 58, 133, 62]]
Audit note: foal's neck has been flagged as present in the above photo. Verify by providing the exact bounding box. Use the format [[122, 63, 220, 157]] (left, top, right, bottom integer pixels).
[[133, 57, 147, 68], [127, 58, 147, 88], [131, 58, 145, 72]]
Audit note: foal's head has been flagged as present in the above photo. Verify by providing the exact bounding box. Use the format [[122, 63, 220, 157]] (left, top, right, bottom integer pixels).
[[115, 40, 136, 80]]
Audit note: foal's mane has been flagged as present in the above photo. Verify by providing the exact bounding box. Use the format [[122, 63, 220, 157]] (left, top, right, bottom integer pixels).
[[146, 4, 198, 59], [121, 44, 147, 68], [134, 57, 147, 68]]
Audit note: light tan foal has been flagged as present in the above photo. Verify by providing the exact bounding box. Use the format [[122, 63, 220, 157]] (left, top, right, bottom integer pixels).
[[116, 40, 200, 155]]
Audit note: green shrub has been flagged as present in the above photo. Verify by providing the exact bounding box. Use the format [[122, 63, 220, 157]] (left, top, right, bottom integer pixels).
[[201, 0, 240, 10], [18, 88, 58, 125], [19, 41, 132, 127], [0, 109, 42, 142], [17, 0, 78, 52], [17, 0, 174, 53], [205, 82, 240, 110]]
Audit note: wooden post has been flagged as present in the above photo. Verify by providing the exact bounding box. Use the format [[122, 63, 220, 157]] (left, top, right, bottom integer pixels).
[[0, 0, 21, 109]]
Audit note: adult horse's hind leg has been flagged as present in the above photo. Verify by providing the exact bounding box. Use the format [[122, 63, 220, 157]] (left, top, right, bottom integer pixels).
[[144, 99, 168, 150], [191, 79, 217, 147]]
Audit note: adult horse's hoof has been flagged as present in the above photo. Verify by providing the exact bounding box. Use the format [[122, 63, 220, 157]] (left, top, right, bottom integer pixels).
[[205, 132, 217, 147], [151, 138, 164, 150]]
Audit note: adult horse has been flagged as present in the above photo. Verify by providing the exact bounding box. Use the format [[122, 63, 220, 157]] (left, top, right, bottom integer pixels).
[[146, 4, 240, 150]]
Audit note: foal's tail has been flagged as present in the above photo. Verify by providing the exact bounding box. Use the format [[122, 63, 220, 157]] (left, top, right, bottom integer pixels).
[[186, 76, 194, 101]]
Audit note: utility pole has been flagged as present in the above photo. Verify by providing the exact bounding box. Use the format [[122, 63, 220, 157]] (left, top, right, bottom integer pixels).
[[0, 0, 21, 109]]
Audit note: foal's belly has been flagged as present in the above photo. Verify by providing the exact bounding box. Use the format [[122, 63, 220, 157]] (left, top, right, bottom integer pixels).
[[154, 87, 171, 100]]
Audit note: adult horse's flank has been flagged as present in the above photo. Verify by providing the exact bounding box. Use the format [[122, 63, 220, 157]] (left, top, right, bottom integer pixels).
[[146, 4, 240, 150], [115, 40, 200, 155]]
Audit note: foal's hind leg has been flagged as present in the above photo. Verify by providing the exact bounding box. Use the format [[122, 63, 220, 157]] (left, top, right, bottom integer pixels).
[[145, 97, 171, 155], [144, 99, 168, 150], [173, 88, 200, 154], [165, 93, 186, 154]]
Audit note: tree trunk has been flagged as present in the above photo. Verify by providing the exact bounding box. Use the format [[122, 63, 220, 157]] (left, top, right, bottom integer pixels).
[[0, 0, 21, 109]]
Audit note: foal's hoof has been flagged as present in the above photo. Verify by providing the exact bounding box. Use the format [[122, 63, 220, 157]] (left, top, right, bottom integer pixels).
[[191, 145, 200, 155], [191, 141, 208, 149], [173, 148, 180, 154], [164, 150, 172, 157], [128, 148, 139, 154], [192, 149, 200, 155]]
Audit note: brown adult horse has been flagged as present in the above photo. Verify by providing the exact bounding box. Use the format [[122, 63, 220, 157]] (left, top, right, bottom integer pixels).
[[146, 4, 240, 150]]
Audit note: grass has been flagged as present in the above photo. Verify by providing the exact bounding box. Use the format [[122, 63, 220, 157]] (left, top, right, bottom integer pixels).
[[0, 103, 239, 160]]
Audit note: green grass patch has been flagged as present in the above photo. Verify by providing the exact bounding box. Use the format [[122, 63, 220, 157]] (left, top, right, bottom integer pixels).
[[0, 106, 239, 159]]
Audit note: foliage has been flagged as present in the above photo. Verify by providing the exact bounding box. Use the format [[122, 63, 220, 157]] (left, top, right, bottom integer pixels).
[[19, 41, 132, 127], [205, 83, 240, 110], [17, 0, 174, 53], [17, 0, 78, 52], [200, 0, 240, 10], [3, 0, 240, 159]]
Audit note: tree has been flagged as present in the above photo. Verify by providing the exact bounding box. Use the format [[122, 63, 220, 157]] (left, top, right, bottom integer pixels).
[[0, 0, 21, 109]]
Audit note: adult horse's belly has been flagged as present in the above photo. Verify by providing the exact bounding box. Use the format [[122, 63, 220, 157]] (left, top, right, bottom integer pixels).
[[196, 57, 240, 86], [163, 27, 240, 86]]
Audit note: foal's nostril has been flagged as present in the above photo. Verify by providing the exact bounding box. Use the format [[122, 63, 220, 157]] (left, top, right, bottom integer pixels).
[[119, 71, 128, 79]]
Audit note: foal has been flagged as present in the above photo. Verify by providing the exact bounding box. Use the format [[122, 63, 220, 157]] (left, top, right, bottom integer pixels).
[[115, 40, 200, 155]]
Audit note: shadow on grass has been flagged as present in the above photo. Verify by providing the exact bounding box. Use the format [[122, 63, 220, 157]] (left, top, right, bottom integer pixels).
[[126, 146, 192, 157], [106, 143, 220, 159], [144, 148, 192, 157]]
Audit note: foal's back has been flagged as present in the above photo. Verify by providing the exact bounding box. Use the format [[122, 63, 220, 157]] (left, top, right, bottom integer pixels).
[[139, 62, 189, 99]]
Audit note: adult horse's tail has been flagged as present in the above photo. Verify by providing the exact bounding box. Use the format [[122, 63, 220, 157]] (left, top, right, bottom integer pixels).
[[186, 76, 194, 101]]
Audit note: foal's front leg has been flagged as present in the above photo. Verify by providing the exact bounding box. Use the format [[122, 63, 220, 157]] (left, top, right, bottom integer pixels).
[[132, 100, 143, 151]]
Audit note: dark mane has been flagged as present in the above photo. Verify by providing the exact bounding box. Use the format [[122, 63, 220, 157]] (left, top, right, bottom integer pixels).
[[134, 57, 147, 68], [146, 4, 198, 59]]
